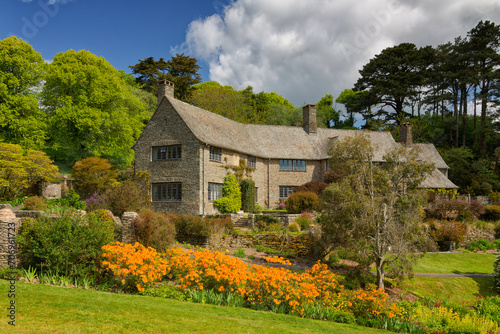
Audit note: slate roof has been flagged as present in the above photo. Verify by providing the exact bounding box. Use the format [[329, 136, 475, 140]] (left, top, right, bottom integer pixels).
[[169, 97, 399, 161], [411, 143, 449, 170], [154, 95, 457, 189]]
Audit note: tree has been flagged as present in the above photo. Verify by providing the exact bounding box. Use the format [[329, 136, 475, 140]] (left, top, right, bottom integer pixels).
[[42, 50, 149, 167], [128, 57, 168, 94], [187, 81, 255, 122], [214, 174, 241, 213], [72, 157, 118, 199], [354, 43, 434, 126], [0, 37, 47, 149], [316, 94, 340, 128], [467, 21, 500, 156], [0, 143, 58, 200], [165, 53, 201, 101], [321, 134, 434, 289]]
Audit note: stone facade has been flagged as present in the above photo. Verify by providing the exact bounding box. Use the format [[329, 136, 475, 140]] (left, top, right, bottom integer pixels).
[[133, 81, 457, 216]]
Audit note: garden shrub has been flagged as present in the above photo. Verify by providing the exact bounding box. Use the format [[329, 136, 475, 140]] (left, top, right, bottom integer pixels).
[[133, 209, 176, 252], [240, 179, 255, 212], [295, 212, 313, 230], [482, 205, 500, 221], [468, 200, 485, 219], [214, 174, 241, 213], [285, 191, 321, 214], [49, 189, 86, 210], [288, 222, 300, 232], [104, 180, 150, 216], [16, 211, 115, 279], [84, 192, 107, 212], [425, 199, 470, 220], [72, 157, 118, 198], [465, 238, 500, 251], [494, 225, 500, 239], [254, 215, 280, 228], [490, 191, 500, 206], [430, 220, 467, 247], [23, 196, 47, 211], [294, 180, 328, 195], [174, 215, 209, 239]]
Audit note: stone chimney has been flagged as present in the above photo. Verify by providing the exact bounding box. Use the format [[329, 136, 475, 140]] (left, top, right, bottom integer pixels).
[[399, 122, 413, 146], [302, 104, 317, 134], [157, 80, 174, 105]]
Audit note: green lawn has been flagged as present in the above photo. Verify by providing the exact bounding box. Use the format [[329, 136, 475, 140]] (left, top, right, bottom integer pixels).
[[400, 277, 497, 303], [0, 280, 388, 334], [412, 252, 497, 274]]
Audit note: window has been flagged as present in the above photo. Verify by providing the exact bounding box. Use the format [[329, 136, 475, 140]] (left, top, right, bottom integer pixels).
[[255, 187, 258, 203], [325, 159, 330, 171], [247, 155, 256, 169], [209, 147, 222, 162], [208, 183, 223, 202], [152, 183, 182, 201], [279, 159, 306, 171], [152, 145, 181, 161], [279, 186, 296, 199]]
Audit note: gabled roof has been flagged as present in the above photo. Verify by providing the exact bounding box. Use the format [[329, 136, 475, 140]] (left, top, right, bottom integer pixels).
[[418, 169, 458, 189], [168, 96, 399, 161], [412, 143, 449, 170]]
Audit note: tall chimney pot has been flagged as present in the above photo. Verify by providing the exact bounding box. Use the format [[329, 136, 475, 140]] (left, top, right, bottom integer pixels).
[[399, 122, 413, 146], [157, 80, 174, 105], [302, 104, 317, 134]]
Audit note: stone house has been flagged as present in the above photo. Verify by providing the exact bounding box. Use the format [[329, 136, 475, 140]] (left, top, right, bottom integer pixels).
[[133, 81, 457, 215]]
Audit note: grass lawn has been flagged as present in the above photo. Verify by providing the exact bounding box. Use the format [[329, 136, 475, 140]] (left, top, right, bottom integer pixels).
[[0, 280, 389, 334], [400, 277, 497, 303], [412, 252, 497, 274]]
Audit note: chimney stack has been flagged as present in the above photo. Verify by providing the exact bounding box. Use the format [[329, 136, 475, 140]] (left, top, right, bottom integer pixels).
[[399, 122, 413, 146], [302, 104, 317, 134], [157, 80, 174, 105]]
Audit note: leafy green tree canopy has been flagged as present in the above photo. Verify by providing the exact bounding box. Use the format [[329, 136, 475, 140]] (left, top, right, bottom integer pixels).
[[0, 36, 47, 149], [165, 53, 201, 101], [129, 57, 168, 95], [42, 50, 149, 168]]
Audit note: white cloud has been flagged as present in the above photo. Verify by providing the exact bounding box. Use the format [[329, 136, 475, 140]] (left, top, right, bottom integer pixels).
[[177, 0, 500, 106]]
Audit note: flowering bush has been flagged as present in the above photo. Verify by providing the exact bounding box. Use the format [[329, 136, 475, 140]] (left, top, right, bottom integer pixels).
[[102, 241, 168, 292], [162, 247, 399, 318], [85, 193, 107, 211]]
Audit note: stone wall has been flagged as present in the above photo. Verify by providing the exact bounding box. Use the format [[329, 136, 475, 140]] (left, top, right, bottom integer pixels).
[[0, 208, 21, 268], [134, 96, 202, 215]]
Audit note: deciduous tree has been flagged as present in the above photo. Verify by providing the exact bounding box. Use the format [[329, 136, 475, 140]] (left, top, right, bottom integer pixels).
[[42, 50, 149, 167], [0, 37, 47, 149], [321, 134, 435, 289]]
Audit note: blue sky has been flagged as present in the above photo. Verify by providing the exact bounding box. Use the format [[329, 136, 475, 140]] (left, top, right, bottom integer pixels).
[[1, 0, 219, 80], [2, 0, 500, 106]]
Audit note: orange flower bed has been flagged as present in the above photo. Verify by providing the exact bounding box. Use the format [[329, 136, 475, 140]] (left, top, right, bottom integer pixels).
[[102, 242, 168, 292], [102, 243, 400, 318], [163, 247, 400, 317]]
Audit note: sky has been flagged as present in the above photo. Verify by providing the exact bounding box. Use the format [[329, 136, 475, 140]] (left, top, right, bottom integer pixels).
[[2, 0, 500, 107]]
